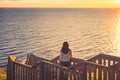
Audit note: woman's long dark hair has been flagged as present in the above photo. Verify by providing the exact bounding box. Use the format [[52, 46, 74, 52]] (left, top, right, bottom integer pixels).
[[61, 42, 70, 54]]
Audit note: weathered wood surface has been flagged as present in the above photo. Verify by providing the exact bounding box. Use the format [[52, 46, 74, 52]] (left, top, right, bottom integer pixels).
[[51, 53, 120, 80], [7, 53, 120, 80], [71, 61, 109, 80], [52, 55, 84, 67], [7, 54, 82, 80], [87, 54, 120, 67]]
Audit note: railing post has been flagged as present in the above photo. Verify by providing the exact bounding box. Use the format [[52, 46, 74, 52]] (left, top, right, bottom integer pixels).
[[60, 67, 63, 80], [98, 56, 102, 65], [108, 67, 115, 80], [11, 62, 15, 80], [7, 56, 15, 80], [40, 61, 44, 80], [7, 57, 11, 80], [98, 66, 102, 80], [82, 62, 87, 80]]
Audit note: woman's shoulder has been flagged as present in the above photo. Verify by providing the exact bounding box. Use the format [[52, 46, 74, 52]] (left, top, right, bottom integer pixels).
[[68, 49, 72, 53], [69, 49, 72, 52]]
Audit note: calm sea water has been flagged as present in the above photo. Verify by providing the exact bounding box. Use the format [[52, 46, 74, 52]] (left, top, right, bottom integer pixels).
[[0, 8, 120, 66]]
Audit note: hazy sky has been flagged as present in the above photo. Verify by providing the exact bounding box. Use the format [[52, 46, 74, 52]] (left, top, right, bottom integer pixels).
[[0, 0, 120, 8]]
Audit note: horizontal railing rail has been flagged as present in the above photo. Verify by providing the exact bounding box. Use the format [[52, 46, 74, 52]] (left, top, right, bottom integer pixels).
[[7, 53, 120, 80], [7, 55, 82, 80], [87, 54, 120, 67]]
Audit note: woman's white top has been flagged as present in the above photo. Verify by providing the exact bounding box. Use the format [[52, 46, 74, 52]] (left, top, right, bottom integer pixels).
[[60, 50, 72, 62]]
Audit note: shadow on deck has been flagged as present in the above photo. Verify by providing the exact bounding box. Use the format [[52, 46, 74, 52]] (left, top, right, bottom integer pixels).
[[7, 53, 120, 80]]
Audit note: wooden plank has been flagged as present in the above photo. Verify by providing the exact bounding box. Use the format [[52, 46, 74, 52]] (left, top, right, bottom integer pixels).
[[98, 57, 102, 65], [11, 62, 15, 80], [49, 64, 52, 80], [44, 63, 47, 80], [17, 64, 20, 80], [28, 68, 32, 80], [19, 65, 22, 80], [78, 72, 81, 80], [21, 66, 24, 80], [31, 68, 34, 80], [108, 60, 111, 66], [14, 63, 16, 80], [27, 66, 29, 80], [89, 69, 91, 80], [94, 66, 96, 80], [54, 66, 58, 80], [103, 59, 106, 66], [40, 61, 44, 80], [98, 66, 102, 80], [116, 70, 120, 80], [23, 66, 25, 80], [73, 71, 76, 80], [103, 68, 107, 80], [50, 64, 54, 80], [113, 61, 115, 65], [70, 71, 72, 80], [82, 63, 87, 80]]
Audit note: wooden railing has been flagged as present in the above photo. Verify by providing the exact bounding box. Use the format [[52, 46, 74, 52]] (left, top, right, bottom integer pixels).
[[38, 60, 82, 80], [7, 53, 120, 80], [7, 55, 82, 80], [52, 53, 120, 80], [71, 61, 109, 80], [52, 55, 84, 67], [87, 54, 120, 80], [87, 54, 120, 67], [7, 56, 37, 80]]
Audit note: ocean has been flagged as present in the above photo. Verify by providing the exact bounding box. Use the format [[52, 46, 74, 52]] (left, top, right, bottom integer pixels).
[[0, 8, 120, 66]]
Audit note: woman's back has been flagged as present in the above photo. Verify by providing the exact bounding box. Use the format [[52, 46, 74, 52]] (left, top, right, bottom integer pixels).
[[59, 42, 72, 67], [60, 50, 72, 62]]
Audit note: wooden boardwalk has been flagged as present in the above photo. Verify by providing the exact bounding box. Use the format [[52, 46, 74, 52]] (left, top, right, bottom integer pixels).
[[7, 53, 120, 80]]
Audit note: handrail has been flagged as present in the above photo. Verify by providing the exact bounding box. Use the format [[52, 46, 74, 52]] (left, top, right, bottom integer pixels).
[[100, 54, 120, 62], [70, 60, 108, 69], [88, 53, 120, 62], [8, 55, 32, 68], [8, 55, 18, 62], [7, 53, 120, 80], [7, 55, 82, 80]]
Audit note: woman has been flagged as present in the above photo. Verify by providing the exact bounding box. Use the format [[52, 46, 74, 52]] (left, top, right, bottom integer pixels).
[[60, 42, 72, 67]]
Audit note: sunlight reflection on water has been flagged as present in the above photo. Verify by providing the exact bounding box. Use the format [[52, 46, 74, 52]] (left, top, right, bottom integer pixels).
[[0, 8, 120, 65]]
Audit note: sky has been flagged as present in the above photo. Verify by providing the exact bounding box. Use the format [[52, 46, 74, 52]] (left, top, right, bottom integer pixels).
[[0, 0, 120, 8]]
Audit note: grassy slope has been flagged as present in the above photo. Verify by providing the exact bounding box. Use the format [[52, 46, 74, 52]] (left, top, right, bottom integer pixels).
[[0, 73, 6, 80], [0, 67, 6, 80]]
